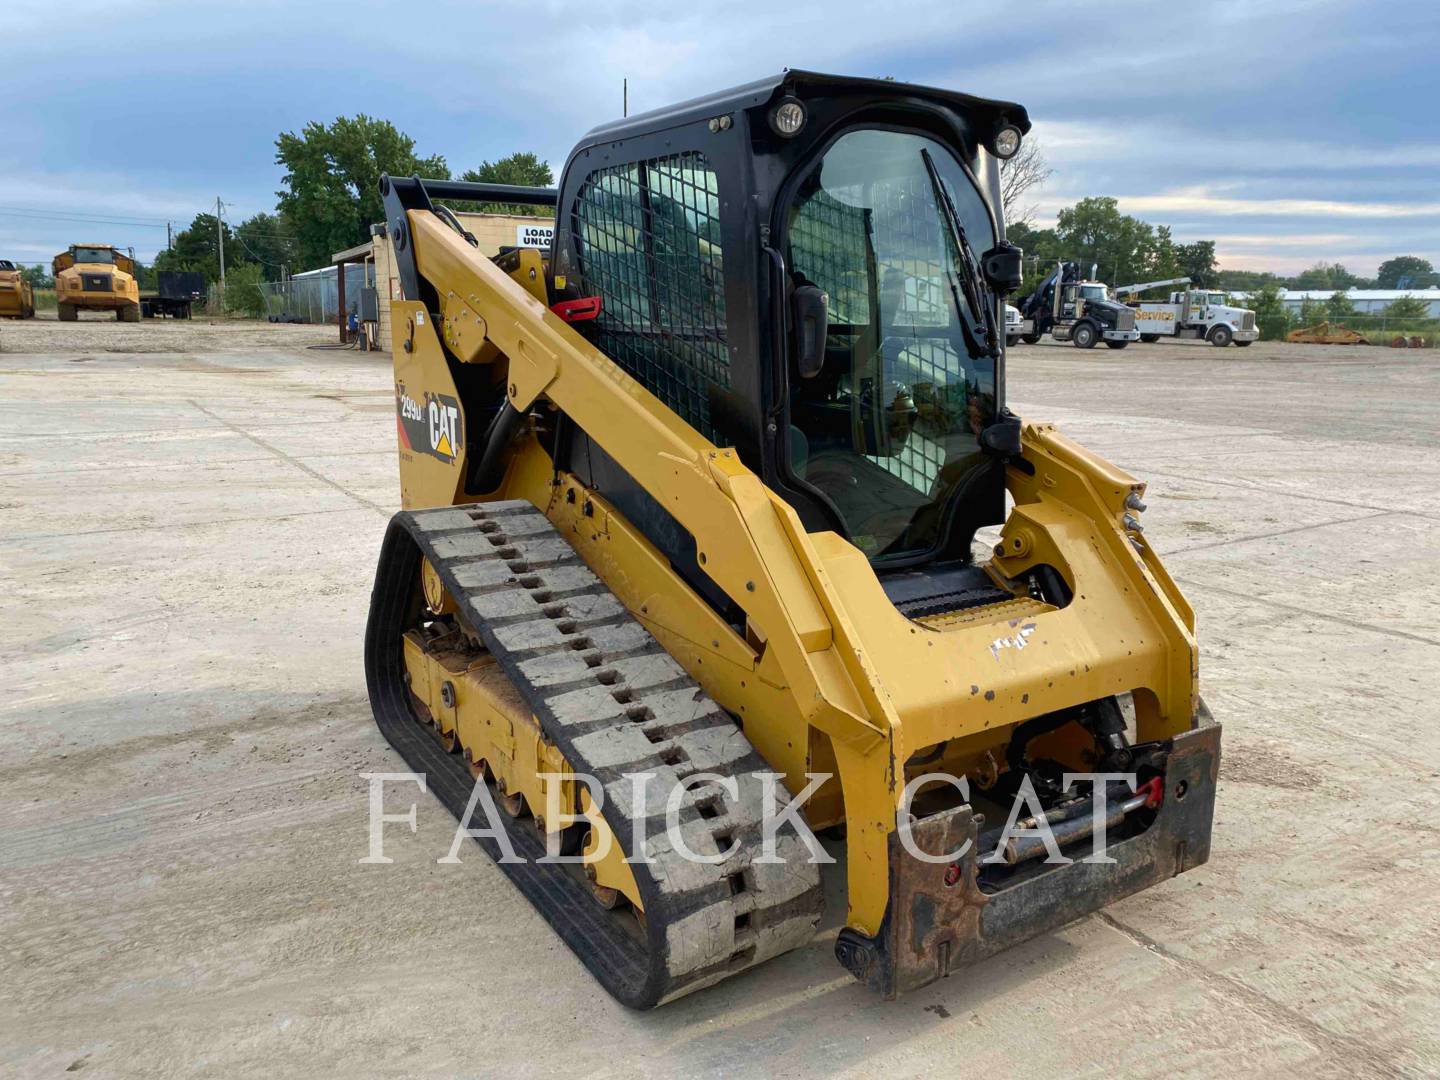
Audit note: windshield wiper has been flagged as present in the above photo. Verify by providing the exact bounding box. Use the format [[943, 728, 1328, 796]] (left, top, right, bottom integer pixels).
[[920, 148, 1000, 359]]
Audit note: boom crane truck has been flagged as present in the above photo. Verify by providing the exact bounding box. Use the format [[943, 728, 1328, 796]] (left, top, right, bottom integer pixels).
[[366, 70, 1219, 1008], [1015, 260, 1139, 348], [1116, 277, 1259, 347]]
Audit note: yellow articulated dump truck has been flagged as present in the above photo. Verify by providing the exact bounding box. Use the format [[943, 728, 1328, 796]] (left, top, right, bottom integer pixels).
[[365, 70, 1219, 1007], [0, 259, 35, 319], [52, 244, 141, 322]]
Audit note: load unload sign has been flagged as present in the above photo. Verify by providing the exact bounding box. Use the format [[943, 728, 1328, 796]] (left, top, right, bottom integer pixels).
[[516, 224, 555, 249]]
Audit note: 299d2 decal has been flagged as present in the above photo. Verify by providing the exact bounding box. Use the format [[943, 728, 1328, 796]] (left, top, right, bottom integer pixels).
[[395, 381, 463, 464]]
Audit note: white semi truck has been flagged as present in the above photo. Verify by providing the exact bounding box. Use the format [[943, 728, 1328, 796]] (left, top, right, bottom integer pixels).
[[1117, 277, 1259, 347], [1004, 303, 1031, 346]]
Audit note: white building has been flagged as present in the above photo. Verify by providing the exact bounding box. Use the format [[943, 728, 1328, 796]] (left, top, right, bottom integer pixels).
[[1229, 287, 1440, 316]]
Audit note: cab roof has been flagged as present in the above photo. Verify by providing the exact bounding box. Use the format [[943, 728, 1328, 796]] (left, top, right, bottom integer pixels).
[[580, 69, 1031, 146]]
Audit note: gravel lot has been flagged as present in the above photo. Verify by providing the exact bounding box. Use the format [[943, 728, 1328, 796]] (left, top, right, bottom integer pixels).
[[1, 323, 1436, 1077], [0, 310, 336, 354]]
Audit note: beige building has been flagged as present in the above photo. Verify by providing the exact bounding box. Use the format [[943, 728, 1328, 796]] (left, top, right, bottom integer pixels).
[[370, 212, 555, 352]]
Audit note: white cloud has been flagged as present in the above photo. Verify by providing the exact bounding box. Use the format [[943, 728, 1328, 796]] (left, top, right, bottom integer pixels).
[[1119, 191, 1440, 219], [3, 0, 1436, 273], [1035, 120, 1440, 174], [1216, 250, 1398, 275], [1207, 233, 1366, 249]]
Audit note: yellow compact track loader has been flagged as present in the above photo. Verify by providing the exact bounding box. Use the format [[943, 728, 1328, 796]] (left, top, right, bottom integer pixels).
[[52, 244, 141, 321], [365, 71, 1219, 1008]]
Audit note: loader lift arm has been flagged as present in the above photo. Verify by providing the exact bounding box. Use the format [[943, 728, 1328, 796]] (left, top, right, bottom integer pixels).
[[382, 177, 890, 750]]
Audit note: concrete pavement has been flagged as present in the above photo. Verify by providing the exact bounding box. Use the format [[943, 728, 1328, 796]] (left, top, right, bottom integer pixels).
[[1, 330, 1436, 1077]]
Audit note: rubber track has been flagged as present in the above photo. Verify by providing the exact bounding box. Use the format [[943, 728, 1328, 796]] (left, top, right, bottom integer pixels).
[[365, 500, 824, 1008]]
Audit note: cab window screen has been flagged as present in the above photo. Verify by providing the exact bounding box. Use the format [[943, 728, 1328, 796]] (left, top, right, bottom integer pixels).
[[573, 152, 729, 441]]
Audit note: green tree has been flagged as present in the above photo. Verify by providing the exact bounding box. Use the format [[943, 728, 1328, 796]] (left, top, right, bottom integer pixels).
[[1217, 269, 1282, 291], [1325, 289, 1356, 320], [1008, 222, 1062, 295], [462, 152, 552, 189], [21, 264, 53, 289], [154, 213, 233, 282], [1054, 197, 1156, 286], [1175, 240, 1217, 287], [232, 212, 297, 274], [1375, 255, 1435, 289], [276, 116, 449, 269], [1147, 225, 1181, 281], [1384, 294, 1433, 322], [1245, 281, 1292, 341], [1292, 261, 1363, 290], [444, 152, 556, 216], [1297, 295, 1330, 326], [222, 262, 267, 317]]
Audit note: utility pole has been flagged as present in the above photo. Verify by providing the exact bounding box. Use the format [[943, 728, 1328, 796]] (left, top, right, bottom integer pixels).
[[623, 78, 628, 117], [215, 197, 225, 304], [167, 222, 173, 251]]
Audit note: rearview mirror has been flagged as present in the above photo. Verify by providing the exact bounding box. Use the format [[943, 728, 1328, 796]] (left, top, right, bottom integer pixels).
[[981, 241, 1023, 296], [792, 285, 829, 379]]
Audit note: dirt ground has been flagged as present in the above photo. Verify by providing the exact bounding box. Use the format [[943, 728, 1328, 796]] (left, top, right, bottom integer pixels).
[[0, 310, 336, 354], [1, 323, 1437, 1077]]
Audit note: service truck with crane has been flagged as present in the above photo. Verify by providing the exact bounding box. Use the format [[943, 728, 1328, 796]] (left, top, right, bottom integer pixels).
[[1117, 277, 1258, 347]]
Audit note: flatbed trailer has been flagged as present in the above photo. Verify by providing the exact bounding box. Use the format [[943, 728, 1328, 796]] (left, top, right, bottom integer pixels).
[[140, 271, 205, 319], [139, 295, 195, 319]]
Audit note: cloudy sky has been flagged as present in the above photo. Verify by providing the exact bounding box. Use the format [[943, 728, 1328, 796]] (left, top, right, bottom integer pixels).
[[3, 0, 1437, 275]]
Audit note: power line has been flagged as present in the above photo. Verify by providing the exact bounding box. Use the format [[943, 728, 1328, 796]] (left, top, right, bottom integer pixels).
[[216, 198, 298, 268], [5, 196, 308, 269], [0, 202, 293, 239], [0, 208, 170, 229], [0, 203, 175, 224], [228, 225, 294, 267]]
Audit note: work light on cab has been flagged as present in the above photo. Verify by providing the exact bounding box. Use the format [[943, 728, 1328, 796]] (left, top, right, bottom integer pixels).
[[769, 97, 807, 137], [992, 123, 1023, 159]]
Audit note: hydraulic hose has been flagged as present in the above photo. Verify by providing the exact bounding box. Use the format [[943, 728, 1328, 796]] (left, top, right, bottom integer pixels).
[[471, 401, 527, 494]]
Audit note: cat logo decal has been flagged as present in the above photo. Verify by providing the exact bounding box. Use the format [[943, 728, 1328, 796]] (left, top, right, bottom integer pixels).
[[395, 381, 463, 464]]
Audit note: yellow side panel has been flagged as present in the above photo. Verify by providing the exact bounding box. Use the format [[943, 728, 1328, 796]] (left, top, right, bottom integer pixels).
[[390, 299, 468, 510]]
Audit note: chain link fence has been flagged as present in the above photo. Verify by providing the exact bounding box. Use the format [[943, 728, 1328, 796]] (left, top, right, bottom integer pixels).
[[251, 264, 371, 324]]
